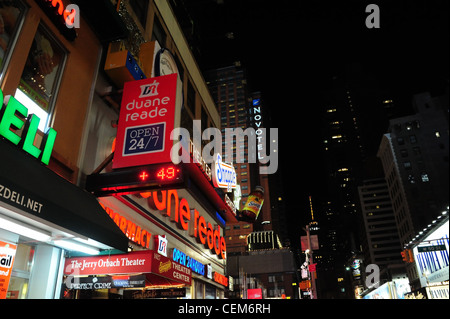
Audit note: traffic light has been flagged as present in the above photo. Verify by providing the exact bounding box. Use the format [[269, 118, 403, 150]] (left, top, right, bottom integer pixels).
[[401, 249, 414, 263], [401, 250, 408, 262], [406, 249, 414, 263]]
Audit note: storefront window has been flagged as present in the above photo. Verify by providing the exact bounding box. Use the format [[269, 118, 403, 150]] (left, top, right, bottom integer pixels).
[[195, 280, 204, 299], [205, 284, 216, 299], [15, 24, 66, 131], [6, 243, 35, 299], [0, 0, 26, 81]]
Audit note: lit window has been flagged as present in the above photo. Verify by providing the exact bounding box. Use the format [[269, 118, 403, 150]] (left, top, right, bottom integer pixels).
[[332, 135, 342, 139], [435, 131, 441, 138], [15, 24, 66, 132], [327, 108, 337, 113], [0, 2, 27, 81], [421, 173, 429, 182]]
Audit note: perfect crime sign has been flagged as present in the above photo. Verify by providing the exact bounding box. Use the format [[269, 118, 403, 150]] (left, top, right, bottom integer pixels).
[[113, 74, 177, 169]]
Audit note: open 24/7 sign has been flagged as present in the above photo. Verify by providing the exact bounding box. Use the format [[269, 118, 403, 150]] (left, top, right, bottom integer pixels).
[[113, 74, 178, 169]]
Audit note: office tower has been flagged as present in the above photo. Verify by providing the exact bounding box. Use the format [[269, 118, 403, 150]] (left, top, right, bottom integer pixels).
[[358, 178, 403, 268], [317, 65, 397, 298], [205, 65, 256, 253], [377, 91, 449, 287]]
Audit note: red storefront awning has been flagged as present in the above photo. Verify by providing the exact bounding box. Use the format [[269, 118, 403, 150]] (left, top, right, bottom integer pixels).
[[64, 250, 191, 287]]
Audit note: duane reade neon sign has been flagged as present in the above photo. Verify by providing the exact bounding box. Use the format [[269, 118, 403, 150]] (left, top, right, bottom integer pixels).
[[0, 89, 57, 165]]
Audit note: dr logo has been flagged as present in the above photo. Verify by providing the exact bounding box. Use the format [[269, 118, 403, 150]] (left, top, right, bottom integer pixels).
[[139, 80, 159, 98]]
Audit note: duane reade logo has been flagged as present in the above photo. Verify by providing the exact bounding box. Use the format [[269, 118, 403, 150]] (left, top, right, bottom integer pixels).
[[139, 80, 159, 98], [170, 120, 278, 174]]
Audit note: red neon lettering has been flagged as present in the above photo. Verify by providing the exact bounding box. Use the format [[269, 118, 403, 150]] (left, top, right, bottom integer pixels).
[[220, 237, 226, 259], [214, 272, 228, 286], [119, 216, 127, 233], [198, 216, 207, 245], [135, 226, 141, 245], [157, 168, 165, 180], [64, 7, 76, 26], [206, 222, 214, 251], [178, 198, 190, 231], [100, 203, 150, 248], [145, 189, 227, 259], [127, 220, 136, 241], [214, 226, 221, 256], [167, 190, 179, 222], [49, 0, 64, 15], [149, 190, 166, 210], [45, 0, 77, 25], [139, 171, 148, 181], [190, 209, 200, 238]]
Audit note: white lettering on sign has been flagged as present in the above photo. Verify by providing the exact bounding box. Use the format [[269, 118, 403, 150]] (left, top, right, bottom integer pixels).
[[156, 235, 168, 257], [212, 153, 236, 192], [0, 184, 43, 213]]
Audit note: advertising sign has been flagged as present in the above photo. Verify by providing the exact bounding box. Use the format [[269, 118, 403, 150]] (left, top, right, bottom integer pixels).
[[212, 153, 237, 192], [113, 74, 178, 169], [152, 252, 191, 285], [248, 288, 263, 299], [0, 241, 17, 299], [64, 250, 152, 276], [0, 87, 57, 165], [64, 250, 191, 286], [300, 235, 319, 251], [65, 274, 146, 290], [413, 220, 449, 285]]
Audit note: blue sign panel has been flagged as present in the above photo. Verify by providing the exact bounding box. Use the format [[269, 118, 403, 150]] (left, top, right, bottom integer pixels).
[[123, 122, 165, 156]]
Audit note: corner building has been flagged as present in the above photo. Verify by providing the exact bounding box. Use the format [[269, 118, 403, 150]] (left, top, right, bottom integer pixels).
[[1, 0, 235, 299], [0, 0, 129, 299], [76, 0, 235, 299]]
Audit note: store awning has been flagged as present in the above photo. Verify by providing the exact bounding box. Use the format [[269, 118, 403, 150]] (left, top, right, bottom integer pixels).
[[64, 250, 192, 287], [0, 138, 128, 252]]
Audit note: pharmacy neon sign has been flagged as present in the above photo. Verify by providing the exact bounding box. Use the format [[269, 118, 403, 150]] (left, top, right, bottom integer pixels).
[[0, 89, 57, 165], [146, 189, 226, 259]]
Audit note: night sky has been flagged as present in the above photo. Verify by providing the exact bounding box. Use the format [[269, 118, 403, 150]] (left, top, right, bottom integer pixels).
[[186, 0, 449, 243]]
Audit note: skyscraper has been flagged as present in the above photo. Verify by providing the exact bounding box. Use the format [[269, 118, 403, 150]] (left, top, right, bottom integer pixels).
[[358, 178, 403, 268], [205, 64, 256, 254], [377, 91, 449, 288]]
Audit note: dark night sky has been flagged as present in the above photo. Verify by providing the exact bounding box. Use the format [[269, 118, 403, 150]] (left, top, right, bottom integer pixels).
[[186, 0, 449, 242]]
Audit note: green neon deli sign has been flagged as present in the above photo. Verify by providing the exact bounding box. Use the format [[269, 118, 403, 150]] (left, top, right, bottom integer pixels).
[[0, 88, 57, 165]]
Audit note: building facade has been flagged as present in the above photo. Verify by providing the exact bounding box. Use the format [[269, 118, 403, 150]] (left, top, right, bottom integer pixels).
[[358, 178, 403, 268], [1, 0, 237, 299], [377, 91, 449, 289], [0, 0, 129, 299], [205, 65, 256, 254]]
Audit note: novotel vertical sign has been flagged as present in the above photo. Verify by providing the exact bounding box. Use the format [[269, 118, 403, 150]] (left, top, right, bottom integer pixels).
[[113, 74, 178, 169], [0, 88, 57, 165]]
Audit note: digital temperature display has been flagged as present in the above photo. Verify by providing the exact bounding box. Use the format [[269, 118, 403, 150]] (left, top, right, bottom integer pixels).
[[86, 163, 184, 196], [139, 166, 181, 181]]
